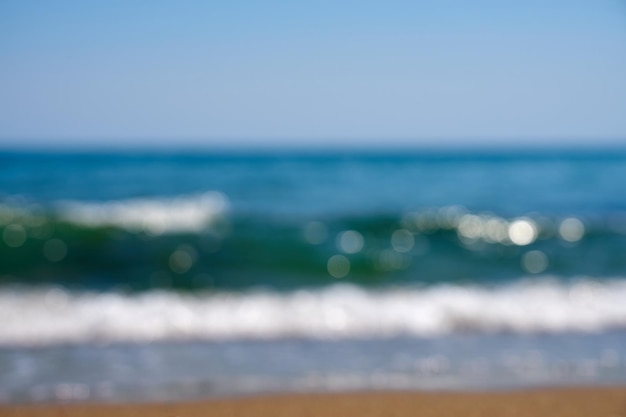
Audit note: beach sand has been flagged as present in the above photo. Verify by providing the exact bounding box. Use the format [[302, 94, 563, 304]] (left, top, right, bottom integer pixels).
[[2, 387, 625, 417]]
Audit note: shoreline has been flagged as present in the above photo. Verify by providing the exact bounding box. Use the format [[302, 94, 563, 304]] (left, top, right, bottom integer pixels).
[[2, 386, 625, 417]]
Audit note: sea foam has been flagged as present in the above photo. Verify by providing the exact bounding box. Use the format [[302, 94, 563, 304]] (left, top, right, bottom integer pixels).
[[1, 279, 625, 346], [57, 192, 229, 234]]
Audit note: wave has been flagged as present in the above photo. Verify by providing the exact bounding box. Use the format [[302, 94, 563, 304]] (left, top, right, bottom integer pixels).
[[56, 192, 230, 235], [2, 200, 626, 290], [0, 192, 229, 234], [1, 279, 626, 346]]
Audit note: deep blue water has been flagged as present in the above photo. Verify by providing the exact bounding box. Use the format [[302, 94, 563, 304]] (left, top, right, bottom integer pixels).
[[3, 149, 626, 215]]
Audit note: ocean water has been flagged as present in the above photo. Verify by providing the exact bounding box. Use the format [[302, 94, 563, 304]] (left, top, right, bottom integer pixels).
[[1, 148, 626, 403]]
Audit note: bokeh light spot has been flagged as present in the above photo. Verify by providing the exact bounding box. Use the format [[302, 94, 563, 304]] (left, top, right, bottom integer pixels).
[[559, 217, 585, 242], [169, 245, 197, 274], [484, 218, 509, 243], [508, 218, 537, 246], [2, 224, 27, 248], [391, 229, 414, 253], [457, 215, 483, 241], [336, 230, 364, 254], [327, 254, 350, 278], [522, 250, 548, 274]]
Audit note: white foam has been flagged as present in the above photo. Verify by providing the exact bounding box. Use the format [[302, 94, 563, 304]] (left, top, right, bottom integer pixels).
[[1, 279, 626, 346], [57, 192, 229, 234]]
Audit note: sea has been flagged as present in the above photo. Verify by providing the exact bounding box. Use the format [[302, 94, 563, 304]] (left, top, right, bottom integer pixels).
[[1, 147, 626, 403]]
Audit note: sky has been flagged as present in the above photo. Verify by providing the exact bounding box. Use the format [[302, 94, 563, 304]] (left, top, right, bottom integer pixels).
[[1, 0, 625, 149]]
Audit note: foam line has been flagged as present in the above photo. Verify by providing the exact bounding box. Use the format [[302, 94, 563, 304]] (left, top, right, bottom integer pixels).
[[56, 192, 229, 234], [1, 279, 625, 346]]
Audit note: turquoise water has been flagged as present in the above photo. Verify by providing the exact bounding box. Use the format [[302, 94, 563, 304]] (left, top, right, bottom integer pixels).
[[2, 149, 626, 290], [1, 148, 626, 402]]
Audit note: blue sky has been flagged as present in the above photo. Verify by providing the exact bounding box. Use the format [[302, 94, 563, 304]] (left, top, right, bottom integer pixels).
[[1, 1, 625, 148]]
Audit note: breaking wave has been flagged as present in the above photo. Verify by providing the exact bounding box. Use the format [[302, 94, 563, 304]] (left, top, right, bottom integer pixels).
[[56, 192, 229, 235], [2, 279, 626, 346]]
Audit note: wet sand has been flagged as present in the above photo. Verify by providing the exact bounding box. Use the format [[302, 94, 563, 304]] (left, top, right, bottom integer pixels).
[[2, 387, 625, 417]]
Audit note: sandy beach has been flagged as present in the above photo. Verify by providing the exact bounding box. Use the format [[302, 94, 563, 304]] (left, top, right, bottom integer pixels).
[[2, 387, 625, 417]]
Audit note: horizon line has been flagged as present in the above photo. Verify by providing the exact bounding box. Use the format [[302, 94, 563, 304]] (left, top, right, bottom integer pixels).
[[1, 135, 625, 150]]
